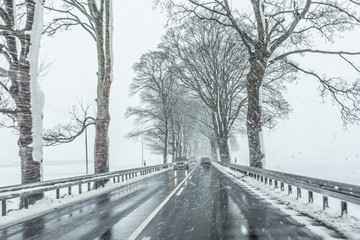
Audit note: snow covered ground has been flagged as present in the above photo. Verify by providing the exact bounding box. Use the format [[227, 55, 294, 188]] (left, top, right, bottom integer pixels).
[[215, 162, 360, 240], [0, 160, 149, 187]]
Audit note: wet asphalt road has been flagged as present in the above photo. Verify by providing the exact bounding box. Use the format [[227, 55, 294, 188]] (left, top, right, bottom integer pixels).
[[0, 164, 343, 240]]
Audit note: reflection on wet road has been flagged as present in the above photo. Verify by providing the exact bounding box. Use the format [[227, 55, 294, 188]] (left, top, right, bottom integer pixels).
[[0, 169, 189, 240], [0, 164, 343, 240]]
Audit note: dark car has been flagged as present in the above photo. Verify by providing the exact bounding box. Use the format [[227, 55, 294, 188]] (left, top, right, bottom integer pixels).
[[200, 157, 211, 166], [173, 156, 189, 170]]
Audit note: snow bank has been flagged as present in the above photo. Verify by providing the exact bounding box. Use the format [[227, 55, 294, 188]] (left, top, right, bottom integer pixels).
[[214, 162, 360, 240]]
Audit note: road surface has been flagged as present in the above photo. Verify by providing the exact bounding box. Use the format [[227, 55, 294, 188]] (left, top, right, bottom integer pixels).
[[0, 163, 343, 240]]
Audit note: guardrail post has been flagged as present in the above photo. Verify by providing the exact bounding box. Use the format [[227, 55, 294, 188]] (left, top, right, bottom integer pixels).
[[269, 179, 272, 186], [288, 185, 292, 194], [297, 188, 301, 199], [122, 175, 124, 181], [261, 176, 263, 182], [2, 200, 6, 216], [24, 197, 29, 209], [117, 176, 120, 182], [341, 201, 347, 216], [78, 184, 82, 194], [264, 177, 267, 184], [68, 186, 72, 195], [113, 177, 116, 183], [280, 182, 284, 191], [88, 183, 91, 191], [274, 180, 278, 189], [308, 191, 313, 203], [101, 180, 105, 187], [323, 196, 328, 209], [56, 189, 60, 199], [126, 175, 128, 180]]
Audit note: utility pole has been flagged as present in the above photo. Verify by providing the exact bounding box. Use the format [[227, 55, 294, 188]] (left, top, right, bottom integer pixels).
[[85, 126, 89, 174], [142, 142, 144, 166]]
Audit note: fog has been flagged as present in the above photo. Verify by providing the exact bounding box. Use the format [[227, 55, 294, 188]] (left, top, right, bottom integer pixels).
[[0, 0, 359, 185]]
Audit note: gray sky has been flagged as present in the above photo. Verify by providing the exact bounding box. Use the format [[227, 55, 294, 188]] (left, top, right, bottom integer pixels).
[[0, 1, 359, 184]]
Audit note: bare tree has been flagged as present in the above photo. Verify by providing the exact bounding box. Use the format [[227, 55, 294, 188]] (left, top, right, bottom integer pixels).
[[160, 0, 360, 168], [126, 51, 178, 163], [0, 0, 45, 205], [170, 94, 202, 159], [161, 18, 248, 163], [44, 0, 113, 174], [188, 105, 219, 161]]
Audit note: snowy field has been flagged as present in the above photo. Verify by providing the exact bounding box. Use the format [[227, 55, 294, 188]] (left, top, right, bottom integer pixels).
[[0, 160, 150, 187]]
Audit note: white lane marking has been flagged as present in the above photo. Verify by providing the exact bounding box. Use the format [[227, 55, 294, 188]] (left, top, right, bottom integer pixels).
[[142, 238, 151, 240], [189, 176, 192, 180], [127, 165, 198, 240], [176, 187, 185, 196]]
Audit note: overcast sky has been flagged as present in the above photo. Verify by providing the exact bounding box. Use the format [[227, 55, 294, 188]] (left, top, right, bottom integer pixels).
[[0, 1, 359, 184]]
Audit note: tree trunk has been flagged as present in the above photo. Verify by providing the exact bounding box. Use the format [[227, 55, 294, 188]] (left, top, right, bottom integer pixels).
[[16, 62, 43, 205], [171, 117, 176, 161], [15, 0, 44, 206], [163, 119, 168, 163], [217, 135, 230, 163], [94, 0, 112, 174], [246, 53, 267, 168], [210, 137, 217, 161]]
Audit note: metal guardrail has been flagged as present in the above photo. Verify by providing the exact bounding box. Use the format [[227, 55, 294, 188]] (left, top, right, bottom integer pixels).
[[216, 162, 360, 216], [0, 163, 172, 216]]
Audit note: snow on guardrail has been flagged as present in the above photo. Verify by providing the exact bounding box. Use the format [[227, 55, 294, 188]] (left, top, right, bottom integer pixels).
[[0, 163, 172, 217], [215, 161, 360, 216]]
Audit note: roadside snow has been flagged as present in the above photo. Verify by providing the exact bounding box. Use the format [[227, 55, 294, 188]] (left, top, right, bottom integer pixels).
[[214, 162, 360, 240], [0, 167, 170, 229]]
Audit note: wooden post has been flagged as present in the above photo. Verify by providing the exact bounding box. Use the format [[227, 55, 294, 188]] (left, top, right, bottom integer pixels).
[[308, 191, 313, 203], [24, 197, 29, 209], [341, 201, 347, 216], [2, 200, 6, 216], [323, 196, 329, 209], [297, 188, 301, 199]]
